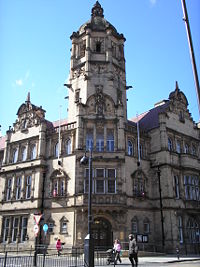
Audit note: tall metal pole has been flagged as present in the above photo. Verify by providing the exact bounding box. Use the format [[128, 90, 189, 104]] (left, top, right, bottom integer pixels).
[[88, 148, 93, 239], [157, 167, 165, 250], [181, 0, 200, 119], [81, 148, 94, 267]]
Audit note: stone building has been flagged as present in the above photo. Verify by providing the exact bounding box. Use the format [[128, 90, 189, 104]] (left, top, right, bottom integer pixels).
[[0, 1, 199, 254]]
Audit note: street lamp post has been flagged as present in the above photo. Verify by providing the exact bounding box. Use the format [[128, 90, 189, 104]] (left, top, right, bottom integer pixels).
[[157, 167, 165, 250], [80, 148, 94, 267]]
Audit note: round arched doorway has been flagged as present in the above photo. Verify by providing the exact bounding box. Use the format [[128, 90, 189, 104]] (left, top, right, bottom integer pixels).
[[92, 217, 112, 249]]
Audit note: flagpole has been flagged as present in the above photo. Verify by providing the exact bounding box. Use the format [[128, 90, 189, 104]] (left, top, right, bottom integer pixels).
[[58, 105, 61, 164], [136, 113, 140, 167], [181, 0, 200, 120]]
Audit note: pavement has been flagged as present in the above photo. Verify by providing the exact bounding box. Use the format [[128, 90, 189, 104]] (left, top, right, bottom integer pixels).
[[119, 255, 200, 264]]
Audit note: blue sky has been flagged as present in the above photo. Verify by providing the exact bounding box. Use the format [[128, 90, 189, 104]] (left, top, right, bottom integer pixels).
[[0, 0, 200, 136]]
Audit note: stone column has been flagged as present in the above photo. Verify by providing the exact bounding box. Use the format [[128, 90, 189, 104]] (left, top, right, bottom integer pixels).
[[38, 123, 46, 158], [104, 125, 107, 151], [159, 114, 167, 150], [93, 126, 96, 152], [85, 29, 91, 75]]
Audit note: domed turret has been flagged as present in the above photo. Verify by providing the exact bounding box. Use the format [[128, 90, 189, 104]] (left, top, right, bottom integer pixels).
[[72, 1, 124, 39]]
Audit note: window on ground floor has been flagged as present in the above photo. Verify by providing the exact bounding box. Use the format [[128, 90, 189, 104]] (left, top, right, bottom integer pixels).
[[187, 218, 200, 244], [2, 216, 28, 243]]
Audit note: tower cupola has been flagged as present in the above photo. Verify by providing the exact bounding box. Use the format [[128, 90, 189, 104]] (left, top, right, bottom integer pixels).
[[67, 1, 128, 137]]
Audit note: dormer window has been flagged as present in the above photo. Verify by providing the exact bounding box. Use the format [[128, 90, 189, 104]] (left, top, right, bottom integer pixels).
[[96, 42, 101, 53]]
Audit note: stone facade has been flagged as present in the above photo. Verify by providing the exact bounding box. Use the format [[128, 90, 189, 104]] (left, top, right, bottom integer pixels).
[[0, 1, 199, 254]]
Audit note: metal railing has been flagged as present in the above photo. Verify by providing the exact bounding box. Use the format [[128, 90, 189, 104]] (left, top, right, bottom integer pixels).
[[0, 247, 109, 267]]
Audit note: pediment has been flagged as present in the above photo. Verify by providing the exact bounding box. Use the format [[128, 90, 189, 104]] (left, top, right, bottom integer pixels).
[[13, 101, 46, 132]]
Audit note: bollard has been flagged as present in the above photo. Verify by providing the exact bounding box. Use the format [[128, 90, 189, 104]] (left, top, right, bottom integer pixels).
[[176, 247, 180, 260]]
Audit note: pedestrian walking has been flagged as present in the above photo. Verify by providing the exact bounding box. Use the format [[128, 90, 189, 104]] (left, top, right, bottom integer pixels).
[[113, 239, 122, 263], [56, 238, 62, 256], [128, 234, 138, 267]]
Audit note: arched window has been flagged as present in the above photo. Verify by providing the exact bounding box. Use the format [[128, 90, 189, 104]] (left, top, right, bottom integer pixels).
[[184, 143, 189, 153], [128, 140, 134, 156], [176, 141, 181, 153], [6, 178, 12, 201], [168, 138, 173, 151], [174, 175, 180, 199], [107, 129, 114, 152], [12, 148, 18, 163], [65, 139, 71, 155], [30, 144, 36, 160], [86, 129, 93, 151], [55, 142, 59, 157], [131, 217, 138, 234], [96, 130, 104, 152], [139, 144, 143, 158], [16, 177, 22, 200], [21, 146, 27, 161], [178, 216, 183, 243], [25, 176, 32, 199]]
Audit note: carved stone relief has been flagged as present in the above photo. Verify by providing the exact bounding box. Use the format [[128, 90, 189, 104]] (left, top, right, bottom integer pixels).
[[91, 63, 107, 74], [87, 97, 96, 114], [72, 66, 85, 79], [113, 65, 125, 81], [13, 111, 41, 132], [105, 98, 114, 115], [95, 85, 104, 115]]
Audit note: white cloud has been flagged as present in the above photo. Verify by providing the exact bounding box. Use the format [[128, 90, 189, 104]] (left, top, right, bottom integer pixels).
[[16, 79, 23, 86], [25, 70, 30, 80], [150, 0, 157, 5], [13, 70, 32, 88]]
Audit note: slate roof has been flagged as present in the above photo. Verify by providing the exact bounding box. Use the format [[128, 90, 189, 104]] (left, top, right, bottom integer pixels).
[[129, 101, 170, 132]]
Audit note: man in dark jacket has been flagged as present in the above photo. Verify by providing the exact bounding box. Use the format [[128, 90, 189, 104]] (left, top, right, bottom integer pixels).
[[128, 234, 138, 267]]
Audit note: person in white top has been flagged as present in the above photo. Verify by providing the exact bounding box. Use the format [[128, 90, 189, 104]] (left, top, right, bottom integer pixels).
[[113, 239, 122, 263]]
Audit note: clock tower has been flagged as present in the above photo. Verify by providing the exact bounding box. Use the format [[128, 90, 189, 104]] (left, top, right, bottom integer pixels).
[[67, 1, 127, 151]]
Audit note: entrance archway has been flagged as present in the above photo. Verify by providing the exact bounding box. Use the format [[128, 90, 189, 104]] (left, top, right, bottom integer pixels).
[[92, 217, 112, 249]]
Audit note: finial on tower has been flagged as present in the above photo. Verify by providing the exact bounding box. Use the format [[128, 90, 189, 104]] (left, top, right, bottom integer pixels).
[[91, 1, 104, 18], [175, 81, 179, 91], [26, 92, 30, 104]]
